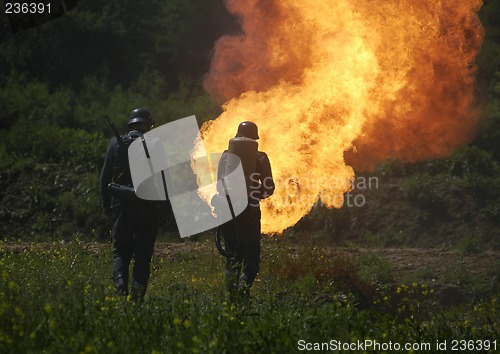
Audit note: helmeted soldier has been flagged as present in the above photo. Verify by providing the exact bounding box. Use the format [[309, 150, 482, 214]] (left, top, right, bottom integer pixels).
[[100, 108, 160, 300], [212, 121, 275, 301]]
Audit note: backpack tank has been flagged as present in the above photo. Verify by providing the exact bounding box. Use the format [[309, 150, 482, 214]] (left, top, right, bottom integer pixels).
[[225, 137, 258, 194]]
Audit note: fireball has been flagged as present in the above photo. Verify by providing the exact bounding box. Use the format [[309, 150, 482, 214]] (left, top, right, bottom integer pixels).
[[195, 0, 484, 234]]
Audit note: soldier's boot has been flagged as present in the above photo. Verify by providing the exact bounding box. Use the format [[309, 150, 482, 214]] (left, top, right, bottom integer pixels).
[[238, 273, 251, 303], [225, 269, 240, 303], [130, 281, 146, 302], [115, 276, 128, 296], [224, 269, 236, 292]]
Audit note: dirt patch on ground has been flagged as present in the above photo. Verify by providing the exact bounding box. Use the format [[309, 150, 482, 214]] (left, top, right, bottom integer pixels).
[[370, 248, 498, 280], [348, 247, 499, 294]]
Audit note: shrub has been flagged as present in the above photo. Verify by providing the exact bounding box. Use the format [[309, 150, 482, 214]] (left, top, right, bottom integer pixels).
[[448, 145, 498, 179], [457, 233, 483, 255], [401, 173, 442, 210], [358, 251, 394, 284], [5, 118, 107, 169]]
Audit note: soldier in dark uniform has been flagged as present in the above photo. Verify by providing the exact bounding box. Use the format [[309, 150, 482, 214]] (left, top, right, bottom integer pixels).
[[212, 121, 275, 301], [100, 108, 159, 300]]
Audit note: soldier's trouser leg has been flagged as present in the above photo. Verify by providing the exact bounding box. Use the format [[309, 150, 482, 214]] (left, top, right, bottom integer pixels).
[[222, 208, 261, 300], [131, 203, 159, 301], [239, 216, 261, 295], [222, 220, 242, 295], [225, 257, 242, 294], [112, 205, 134, 295]]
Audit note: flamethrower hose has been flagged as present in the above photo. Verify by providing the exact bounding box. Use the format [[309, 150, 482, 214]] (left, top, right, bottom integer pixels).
[[215, 226, 231, 257], [215, 173, 240, 258]]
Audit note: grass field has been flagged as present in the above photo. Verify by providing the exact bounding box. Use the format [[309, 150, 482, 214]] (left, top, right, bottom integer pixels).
[[0, 238, 498, 353]]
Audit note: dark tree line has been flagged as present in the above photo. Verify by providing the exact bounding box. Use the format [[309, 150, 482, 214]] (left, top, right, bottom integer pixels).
[[1, 0, 238, 92], [0, 0, 240, 133]]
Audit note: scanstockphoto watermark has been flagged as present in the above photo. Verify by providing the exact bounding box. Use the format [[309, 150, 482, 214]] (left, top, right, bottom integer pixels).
[[297, 339, 498, 352], [297, 339, 432, 352], [266, 175, 379, 209]]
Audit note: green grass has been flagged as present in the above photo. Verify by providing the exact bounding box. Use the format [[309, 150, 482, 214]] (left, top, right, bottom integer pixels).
[[0, 239, 498, 353]]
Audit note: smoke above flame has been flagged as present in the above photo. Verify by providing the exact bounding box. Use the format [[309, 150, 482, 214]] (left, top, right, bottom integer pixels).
[[195, 0, 484, 234]]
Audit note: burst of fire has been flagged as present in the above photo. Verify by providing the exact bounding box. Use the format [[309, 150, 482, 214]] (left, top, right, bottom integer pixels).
[[193, 0, 484, 235]]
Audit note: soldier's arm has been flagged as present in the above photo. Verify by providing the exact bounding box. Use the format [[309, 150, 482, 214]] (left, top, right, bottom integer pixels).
[[211, 152, 228, 210], [258, 152, 275, 199], [215, 151, 228, 196]]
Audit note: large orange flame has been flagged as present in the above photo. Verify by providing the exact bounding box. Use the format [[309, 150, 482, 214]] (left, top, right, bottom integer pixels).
[[195, 0, 484, 235]]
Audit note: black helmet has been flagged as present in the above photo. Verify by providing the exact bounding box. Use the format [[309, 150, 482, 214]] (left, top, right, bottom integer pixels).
[[128, 108, 155, 127], [236, 121, 259, 140]]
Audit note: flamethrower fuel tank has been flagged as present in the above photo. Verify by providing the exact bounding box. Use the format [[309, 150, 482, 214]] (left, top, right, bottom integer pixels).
[[224, 137, 258, 194]]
